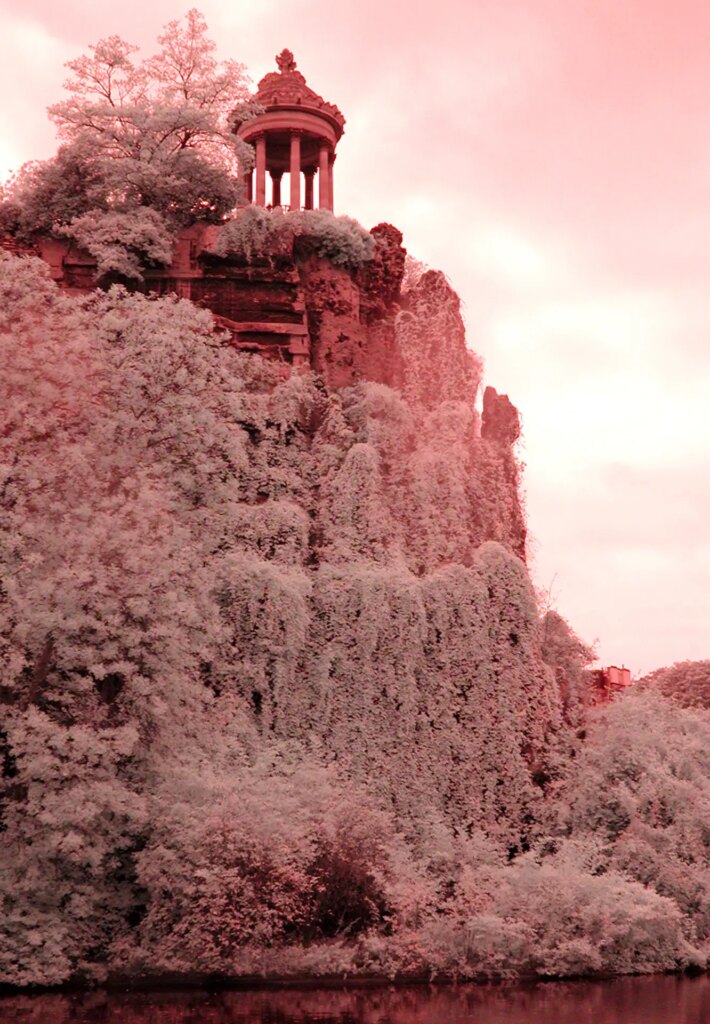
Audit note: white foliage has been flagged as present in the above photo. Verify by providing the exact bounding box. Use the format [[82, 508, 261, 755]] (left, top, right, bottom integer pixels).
[[3, 252, 706, 986], [558, 692, 710, 944], [62, 208, 174, 280]]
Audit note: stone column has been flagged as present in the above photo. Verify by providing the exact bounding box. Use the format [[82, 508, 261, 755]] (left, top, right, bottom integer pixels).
[[271, 171, 283, 208], [289, 132, 301, 210], [243, 169, 253, 203], [328, 152, 336, 213], [255, 135, 266, 206], [304, 169, 315, 210], [318, 142, 330, 211]]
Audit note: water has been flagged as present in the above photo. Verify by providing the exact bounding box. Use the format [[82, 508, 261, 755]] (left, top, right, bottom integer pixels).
[[0, 975, 707, 1023]]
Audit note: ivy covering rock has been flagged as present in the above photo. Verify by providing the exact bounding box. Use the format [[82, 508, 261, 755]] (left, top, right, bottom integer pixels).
[[1, 252, 708, 986]]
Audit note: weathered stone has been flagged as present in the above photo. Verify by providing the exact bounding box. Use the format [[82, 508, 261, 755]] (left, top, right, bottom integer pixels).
[[396, 270, 482, 410], [360, 223, 406, 321], [481, 386, 521, 445]]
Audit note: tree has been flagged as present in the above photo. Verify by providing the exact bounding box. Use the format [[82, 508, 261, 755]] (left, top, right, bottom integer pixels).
[[0, 251, 232, 984], [540, 609, 596, 726], [556, 691, 710, 946], [0, 251, 227, 729], [638, 660, 710, 710], [1, 10, 259, 276]]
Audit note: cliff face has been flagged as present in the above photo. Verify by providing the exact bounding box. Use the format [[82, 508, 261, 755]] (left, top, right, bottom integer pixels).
[[0, 235, 554, 830], [0, 254, 705, 995], [3, 220, 528, 565], [1, 240, 575, 986], [297, 223, 526, 565], [215, 374, 557, 835], [193, 232, 555, 836]]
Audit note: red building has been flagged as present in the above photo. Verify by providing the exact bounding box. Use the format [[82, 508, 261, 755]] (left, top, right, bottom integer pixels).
[[593, 665, 632, 702]]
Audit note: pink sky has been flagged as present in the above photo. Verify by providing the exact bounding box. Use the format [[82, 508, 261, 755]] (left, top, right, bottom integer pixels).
[[1, 0, 707, 675]]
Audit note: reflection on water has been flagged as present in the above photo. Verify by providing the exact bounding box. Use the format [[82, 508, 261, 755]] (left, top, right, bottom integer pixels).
[[1, 975, 707, 1024]]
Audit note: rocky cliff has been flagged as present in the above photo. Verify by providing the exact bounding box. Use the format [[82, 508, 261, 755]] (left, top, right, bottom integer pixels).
[[0, 234, 580, 985], [3, 231, 702, 988], [188, 224, 559, 838]]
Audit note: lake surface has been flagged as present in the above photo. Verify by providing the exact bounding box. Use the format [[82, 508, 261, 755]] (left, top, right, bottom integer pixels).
[[0, 975, 707, 1023]]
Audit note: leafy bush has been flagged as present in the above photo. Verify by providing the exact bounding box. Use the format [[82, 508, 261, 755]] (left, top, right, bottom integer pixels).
[[119, 756, 408, 973], [306, 800, 395, 939], [638, 660, 710, 709], [558, 691, 710, 944], [211, 205, 294, 262], [212, 207, 375, 270], [291, 209, 375, 269], [61, 208, 174, 281], [355, 834, 703, 981], [0, 709, 148, 986], [540, 609, 596, 726], [492, 858, 697, 976], [401, 253, 427, 292], [0, 144, 111, 241]]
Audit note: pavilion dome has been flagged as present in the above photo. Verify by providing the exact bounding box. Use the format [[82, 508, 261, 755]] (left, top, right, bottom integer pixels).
[[250, 49, 345, 139]]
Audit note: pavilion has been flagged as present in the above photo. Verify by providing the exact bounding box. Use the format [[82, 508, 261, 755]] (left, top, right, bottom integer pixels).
[[236, 49, 346, 212]]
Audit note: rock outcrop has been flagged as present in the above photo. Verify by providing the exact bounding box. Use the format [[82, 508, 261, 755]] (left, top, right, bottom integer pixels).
[[0, 237, 584, 987], [3, 220, 527, 563]]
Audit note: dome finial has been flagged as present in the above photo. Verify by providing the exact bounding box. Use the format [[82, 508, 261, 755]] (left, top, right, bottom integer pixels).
[[276, 48, 297, 73]]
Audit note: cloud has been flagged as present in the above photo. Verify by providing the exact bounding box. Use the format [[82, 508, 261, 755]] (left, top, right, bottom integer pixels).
[[464, 224, 556, 288], [0, 10, 72, 177], [526, 457, 710, 673]]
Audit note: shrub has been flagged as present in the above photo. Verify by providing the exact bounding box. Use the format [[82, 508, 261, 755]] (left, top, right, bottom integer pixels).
[[638, 660, 710, 709], [401, 253, 427, 292], [212, 205, 294, 262], [359, 855, 700, 980], [61, 208, 174, 281], [558, 692, 710, 943], [120, 755, 409, 973], [291, 209, 375, 269], [305, 800, 394, 939], [212, 207, 374, 270], [493, 858, 697, 976]]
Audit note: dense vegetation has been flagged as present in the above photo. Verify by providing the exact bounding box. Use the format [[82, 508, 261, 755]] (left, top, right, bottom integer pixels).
[[0, 10, 258, 279], [638, 660, 710, 710], [0, 9, 708, 988], [212, 205, 375, 270], [1, 252, 708, 985]]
